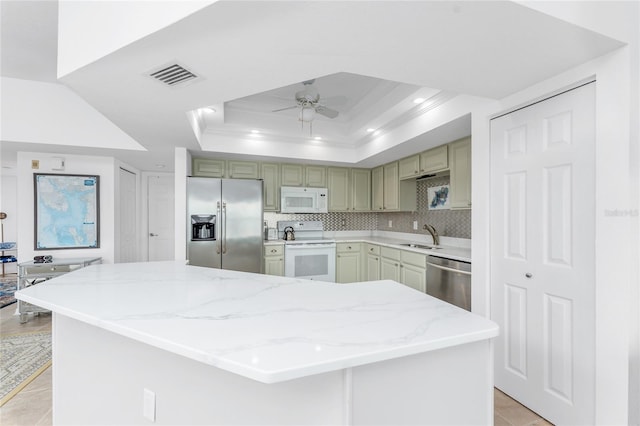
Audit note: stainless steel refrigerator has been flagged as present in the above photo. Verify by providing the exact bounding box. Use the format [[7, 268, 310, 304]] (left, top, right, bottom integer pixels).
[[187, 177, 263, 273]]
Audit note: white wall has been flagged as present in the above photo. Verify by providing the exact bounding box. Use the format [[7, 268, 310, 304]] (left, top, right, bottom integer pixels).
[[0, 78, 145, 151], [0, 169, 18, 275], [16, 152, 116, 264], [174, 147, 190, 262]]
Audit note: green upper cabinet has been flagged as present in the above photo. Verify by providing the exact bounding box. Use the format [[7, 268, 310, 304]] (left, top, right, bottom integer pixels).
[[449, 137, 472, 209], [281, 164, 304, 186], [420, 144, 448, 174], [371, 166, 384, 211], [399, 145, 448, 180], [351, 168, 371, 211], [192, 158, 225, 178], [383, 162, 416, 211], [327, 167, 350, 211], [305, 166, 327, 187], [260, 163, 280, 212], [228, 160, 259, 179], [398, 155, 421, 180]]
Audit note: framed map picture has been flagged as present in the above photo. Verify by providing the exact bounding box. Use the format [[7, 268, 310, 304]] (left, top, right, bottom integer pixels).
[[34, 173, 100, 250]]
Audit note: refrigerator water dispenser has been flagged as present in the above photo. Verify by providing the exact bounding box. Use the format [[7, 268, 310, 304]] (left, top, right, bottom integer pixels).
[[191, 214, 216, 241]]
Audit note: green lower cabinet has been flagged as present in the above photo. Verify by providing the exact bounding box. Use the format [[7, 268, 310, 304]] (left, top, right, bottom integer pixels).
[[380, 257, 401, 281], [400, 263, 426, 292], [264, 244, 284, 276], [336, 243, 362, 283]]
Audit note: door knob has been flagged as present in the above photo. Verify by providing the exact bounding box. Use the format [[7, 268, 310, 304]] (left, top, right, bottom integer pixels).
[[149, 233, 158, 237], [525, 273, 533, 278]]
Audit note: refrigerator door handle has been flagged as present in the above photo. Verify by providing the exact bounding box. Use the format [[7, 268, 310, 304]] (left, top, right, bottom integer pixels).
[[222, 201, 227, 254], [216, 201, 221, 254]]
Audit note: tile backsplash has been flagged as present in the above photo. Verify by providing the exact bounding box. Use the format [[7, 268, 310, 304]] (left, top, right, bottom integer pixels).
[[264, 176, 470, 239]]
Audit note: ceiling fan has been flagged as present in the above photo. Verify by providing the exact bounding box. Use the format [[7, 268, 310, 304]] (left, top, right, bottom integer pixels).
[[272, 80, 340, 134]]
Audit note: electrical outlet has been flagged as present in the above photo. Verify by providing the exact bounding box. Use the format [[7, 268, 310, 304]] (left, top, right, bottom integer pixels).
[[143, 388, 156, 422], [413, 221, 418, 230], [31, 160, 39, 169], [388, 220, 392, 228]]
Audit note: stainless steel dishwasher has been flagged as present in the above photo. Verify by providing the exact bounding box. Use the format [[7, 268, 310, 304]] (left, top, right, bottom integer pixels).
[[426, 255, 471, 311]]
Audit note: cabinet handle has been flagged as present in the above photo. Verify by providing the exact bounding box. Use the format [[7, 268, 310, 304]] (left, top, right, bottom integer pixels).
[[525, 273, 533, 278], [414, 170, 418, 174], [348, 246, 352, 250], [270, 249, 277, 253]]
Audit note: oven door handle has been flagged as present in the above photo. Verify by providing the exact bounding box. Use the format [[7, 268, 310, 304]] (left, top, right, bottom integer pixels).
[[286, 244, 336, 249], [426, 261, 471, 276]]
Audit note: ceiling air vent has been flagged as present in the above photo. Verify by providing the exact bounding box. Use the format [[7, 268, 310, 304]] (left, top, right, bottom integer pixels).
[[148, 63, 199, 87]]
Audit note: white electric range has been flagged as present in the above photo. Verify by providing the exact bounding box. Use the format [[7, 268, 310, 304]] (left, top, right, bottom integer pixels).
[[276, 221, 336, 282]]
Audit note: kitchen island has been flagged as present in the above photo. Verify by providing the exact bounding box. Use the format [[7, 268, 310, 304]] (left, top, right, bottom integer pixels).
[[17, 261, 498, 425]]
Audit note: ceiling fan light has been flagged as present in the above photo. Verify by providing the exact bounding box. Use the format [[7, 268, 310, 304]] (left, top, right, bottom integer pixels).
[[299, 107, 316, 122]]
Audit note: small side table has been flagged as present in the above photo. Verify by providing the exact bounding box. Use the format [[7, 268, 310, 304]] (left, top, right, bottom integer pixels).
[[17, 257, 102, 323]]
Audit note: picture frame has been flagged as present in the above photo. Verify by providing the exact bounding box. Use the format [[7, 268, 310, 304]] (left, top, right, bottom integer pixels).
[[427, 184, 450, 210], [34, 173, 100, 250]]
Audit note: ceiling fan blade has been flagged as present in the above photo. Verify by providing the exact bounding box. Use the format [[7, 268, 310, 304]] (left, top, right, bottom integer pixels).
[[318, 95, 348, 106], [272, 105, 298, 113], [315, 105, 339, 119]]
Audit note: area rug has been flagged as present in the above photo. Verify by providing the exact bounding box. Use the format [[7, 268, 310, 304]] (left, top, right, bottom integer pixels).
[[0, 331, 52, 406], [0, 276, 18, 309]]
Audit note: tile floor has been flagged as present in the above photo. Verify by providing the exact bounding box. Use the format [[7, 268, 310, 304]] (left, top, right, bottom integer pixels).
[[0, 304, 553, 426]]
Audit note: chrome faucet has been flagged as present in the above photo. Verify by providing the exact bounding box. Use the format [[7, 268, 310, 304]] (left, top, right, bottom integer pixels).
[[424, 224, 440, 246]]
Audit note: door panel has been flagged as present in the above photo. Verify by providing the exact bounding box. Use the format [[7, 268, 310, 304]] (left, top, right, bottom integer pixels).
[[148, 175, 175, 262], [491, 82, 595, 425]]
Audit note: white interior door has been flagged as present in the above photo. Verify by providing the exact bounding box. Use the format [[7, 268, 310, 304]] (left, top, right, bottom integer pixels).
[[490, 83, 595, 425], [118, 168, 137, 263], [148, 175, 175, 261]]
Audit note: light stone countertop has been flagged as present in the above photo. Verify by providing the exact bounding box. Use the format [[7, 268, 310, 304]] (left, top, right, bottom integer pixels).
[[17, 261, 495, 383], [265, 233, 471, 262]]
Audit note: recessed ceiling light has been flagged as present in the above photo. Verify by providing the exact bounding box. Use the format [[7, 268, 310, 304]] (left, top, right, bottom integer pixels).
[[373, 130, 381, 136], [413, 98, 426, 104], [250, 130, 260, 134], [155, 164, 166, 169], [314, 136, 322, 141], [366, 128, 376, 133]]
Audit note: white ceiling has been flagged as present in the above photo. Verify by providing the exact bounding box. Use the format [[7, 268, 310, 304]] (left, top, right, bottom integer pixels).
[[0, 1, 624, 172]]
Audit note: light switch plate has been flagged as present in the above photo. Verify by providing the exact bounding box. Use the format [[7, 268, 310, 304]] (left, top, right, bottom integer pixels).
[[388, 220, 392, 228], [413, 221, 418, 230]]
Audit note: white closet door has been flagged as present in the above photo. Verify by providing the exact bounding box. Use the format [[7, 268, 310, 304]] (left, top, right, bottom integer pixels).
[[148, 175, 175, 261], [490, 83, 595, 425]]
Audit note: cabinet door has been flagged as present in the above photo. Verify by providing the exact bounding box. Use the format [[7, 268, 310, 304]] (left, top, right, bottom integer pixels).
[[328, 167, 350, 211], [380, 257, 401, 281], [449, 137, 472, 209], [351, 168, 371, 211], [401, 263, 426, 292], [399, 155, 420, 180], [228, 161, 259, 179], [371, 166, 384, 211], [305, 166, 327, 187], [281, 164, 304, 186], [366, 253, 380, 281], [260, 163, 280, 211], [383, 162, 399, 210], [419, 145, 449, 174], [336, 252, 361, 283], [192, 158, 225, 177], [264, 257, 284, 276]]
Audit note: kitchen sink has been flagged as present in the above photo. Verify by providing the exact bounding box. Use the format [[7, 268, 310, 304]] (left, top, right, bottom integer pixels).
[[398, 243, 442, 250]]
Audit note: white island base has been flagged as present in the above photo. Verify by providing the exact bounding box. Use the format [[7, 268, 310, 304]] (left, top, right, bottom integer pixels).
[[54, 314, 492, 425]]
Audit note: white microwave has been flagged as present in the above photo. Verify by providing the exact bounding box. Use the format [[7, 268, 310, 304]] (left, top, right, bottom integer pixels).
[[280, 186, 328, 213]]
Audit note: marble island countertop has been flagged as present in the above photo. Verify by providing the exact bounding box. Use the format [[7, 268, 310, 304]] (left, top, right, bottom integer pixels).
[[17, 261, 496, 384]]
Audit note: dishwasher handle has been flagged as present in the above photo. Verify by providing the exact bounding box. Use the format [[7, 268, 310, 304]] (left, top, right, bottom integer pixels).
[[426, 261, 472, 276]]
